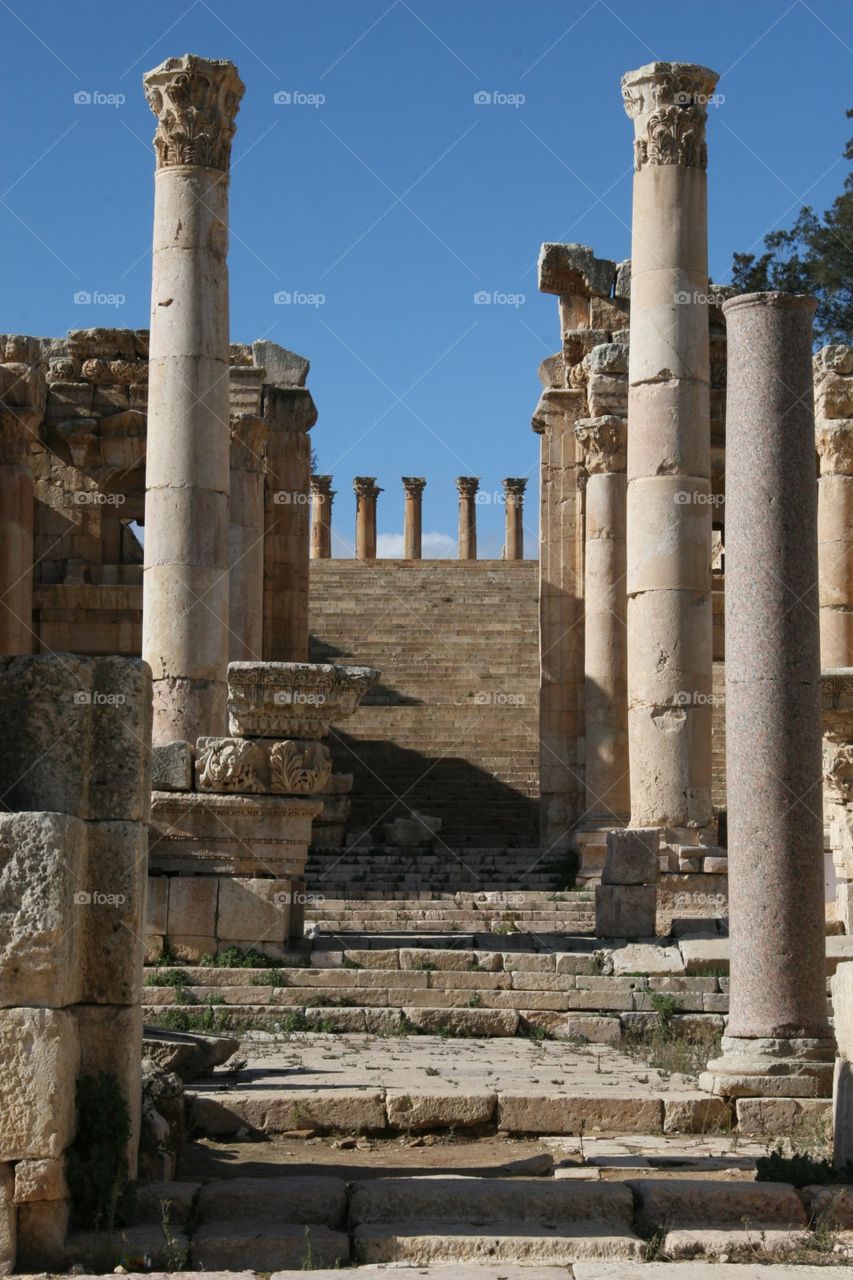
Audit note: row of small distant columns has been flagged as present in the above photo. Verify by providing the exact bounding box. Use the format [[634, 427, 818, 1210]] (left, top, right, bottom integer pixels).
[[308, 474, 529, 561]]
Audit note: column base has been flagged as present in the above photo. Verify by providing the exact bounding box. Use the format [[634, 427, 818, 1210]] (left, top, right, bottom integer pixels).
[[699, 1034, 836, 1099], [573, 822, 627, 883]]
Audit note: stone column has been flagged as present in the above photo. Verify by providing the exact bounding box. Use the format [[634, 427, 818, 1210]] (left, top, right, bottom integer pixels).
[[310, 474, 334, 559], [532, 383, 586, 849], [263, 386, 316, 662], [502, 478, 527, 560], [229, 414, 267, 661], [402, 476, 426, 560], [0, 405, 34, 655], [142, 55, 244, 745], [815, 348, 853, 667], [702, 293, 834, 1102], [354, 477, 380, 560], [621, 61, 717, 831], [575, 416, 630, 826], [456, 477, 479, 560]]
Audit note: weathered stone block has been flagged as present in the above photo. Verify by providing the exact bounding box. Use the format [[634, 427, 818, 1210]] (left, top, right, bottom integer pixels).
[[151, 740, 194, 791], [0, 1008, 78, 1160], [538, 242, 616, 299], [602, 828, 659, 885], [16, 1198, 69, 1269], [0, 811, 85, 1008], [80, 821, 147, 1004], [217, 877, 292, 942], [14, 1157, 67, 1202], [595, 885, 657, 939], [167, 875, 218, 937], [74, 1004, 142, 1177]]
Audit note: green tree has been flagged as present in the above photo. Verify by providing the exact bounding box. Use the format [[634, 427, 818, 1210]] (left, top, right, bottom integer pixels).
[[731, 109, 853, 345]]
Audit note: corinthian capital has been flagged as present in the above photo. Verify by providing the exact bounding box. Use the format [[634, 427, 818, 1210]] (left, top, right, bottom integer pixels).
[[622, 61, 718, 173], [144, 54, 244, 171], [456, 476, 479, 498], [502, 477, 528, 500], [402, 476, 427, 497], [574, 415, 627, 474], [353, 476, 381, 499]]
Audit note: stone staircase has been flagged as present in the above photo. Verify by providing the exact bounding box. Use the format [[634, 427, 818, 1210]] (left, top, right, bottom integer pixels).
[[308, 560, 540, 846]]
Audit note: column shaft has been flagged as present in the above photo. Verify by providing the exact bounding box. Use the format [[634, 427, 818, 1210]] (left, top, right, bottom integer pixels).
[[262, 387, 316, 660], [815, 349, 853, 667], [622, 61, 717, 830], [310, 475, 334, 559], [402, 477, 426, 560], [229, 415, 267, 661], [142, 55, 244, 745], [502, 478, 527, 560], [456, 477, 478, 560], [576, 417, 629, 824], [354, 477, 380, 559], [703, 292, 833, 1096]]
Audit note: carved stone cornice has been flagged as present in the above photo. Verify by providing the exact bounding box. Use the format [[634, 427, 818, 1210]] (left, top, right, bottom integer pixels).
[[402, 476, 427, 498], [456, 476, 480, 498], [353, 476, 381, 500], [816, 420, 853, 477], [502, 478, 528, 500], [574, 415, 628, 475], [144, 54, 244, 172], [622, 61, 718, 173]]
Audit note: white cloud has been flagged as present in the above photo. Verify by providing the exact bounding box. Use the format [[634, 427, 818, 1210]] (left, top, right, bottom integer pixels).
[[376, 531, 456, 559]]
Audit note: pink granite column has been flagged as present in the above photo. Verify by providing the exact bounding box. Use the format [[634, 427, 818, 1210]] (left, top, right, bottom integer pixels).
[[702, 293, 835, 1099], [354, 476, 380, 560], [456, 477, 479, 560], [310, 474, 334, 560], [402, 477, 426, 560], [502, 478, 527, 560]]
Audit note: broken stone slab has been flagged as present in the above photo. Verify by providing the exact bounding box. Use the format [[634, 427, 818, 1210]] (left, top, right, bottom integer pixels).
[[583, 342, 629, 375], [142, 1027, 240, 1081], [252, 339, 310, 388], [151, 739, 195, 791], [226, 661, 380, 739], [679, 937, 730, 973], [615, 259, 631, 299], [538, 243, 617, 299]]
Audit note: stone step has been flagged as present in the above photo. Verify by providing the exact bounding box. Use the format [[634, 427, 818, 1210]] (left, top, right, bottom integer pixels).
[[349, 1177, 642, 1264], [191, 1175, 350, 1269], [629, 1177, 808, 1258]]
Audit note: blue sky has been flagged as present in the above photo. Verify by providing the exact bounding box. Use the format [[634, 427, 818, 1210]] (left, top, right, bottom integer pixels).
[[2, 0, 851, 556]]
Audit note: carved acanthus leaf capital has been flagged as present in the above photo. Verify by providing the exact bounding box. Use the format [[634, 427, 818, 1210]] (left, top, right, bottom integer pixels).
[[456, 476, 479, 498], [574, 415, 628, 474], [622, 61, 718, 172], [402, 476, 427, 497], [353, 476, 381, 500], [144, 54, 244, 171], [502, 477, 528, 500], [310, 474, 335, 499]]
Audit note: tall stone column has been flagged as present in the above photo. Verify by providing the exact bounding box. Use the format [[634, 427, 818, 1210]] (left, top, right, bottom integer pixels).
[[310, 474, 334, 559], [702, 293, 834, 1102], [402, 476, 426, 560], [263, 386, 316, 661], [815, 348, 853, 667], [575, 416, 629, 826], [456, 477, 479, 560], [0, 405, 34, 655], [354, 476, 380, 559], [229, 414, 267, 661], [621, 61, 717, 831], [502, 478, 527, 560], [142, 55, 244, 744]]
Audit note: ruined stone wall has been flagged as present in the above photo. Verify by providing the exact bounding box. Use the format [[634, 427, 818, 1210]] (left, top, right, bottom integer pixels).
[[0, 653, 151, 1270]]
